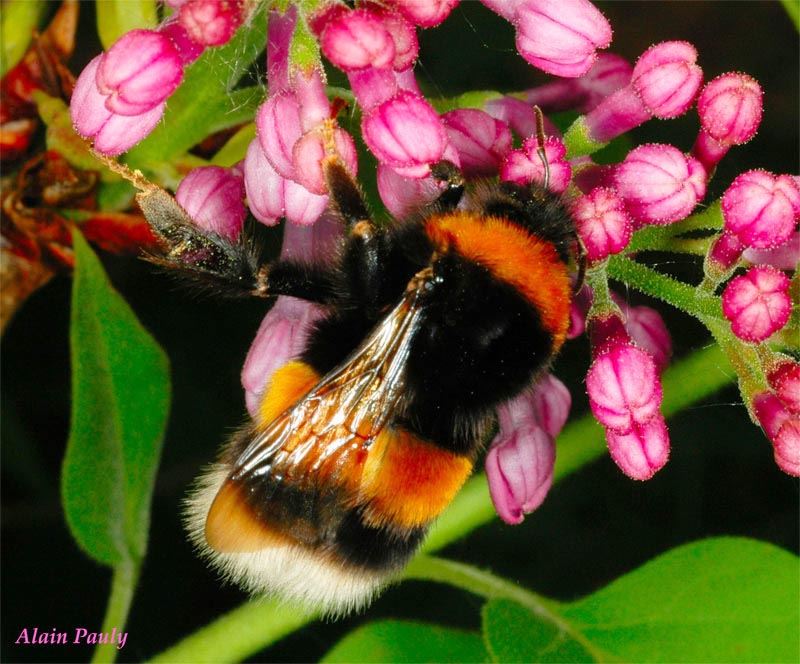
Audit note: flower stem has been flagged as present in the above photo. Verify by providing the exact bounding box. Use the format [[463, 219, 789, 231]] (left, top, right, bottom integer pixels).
[[91, 560, 139, 664]]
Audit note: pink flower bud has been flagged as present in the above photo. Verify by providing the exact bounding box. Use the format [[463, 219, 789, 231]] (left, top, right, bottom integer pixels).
[[320, 8, 395, 72], [442, 109, 512, 176], [622, 305, 672, 372], [572, 187, 632, 262], [347, 67, 400, 111], [362, 90, 446, 177], [501, 135, 572, 193], [486, 394, 557, 524], [721, 170, 800, 249], [586, 342, 663, 433], [71, 55, 165, 156], [768, 361, 800, 414], [179, 0, 243, 47], [706, 231, 746, 276], [379, 9, 419, 70], [484, 96, 555, 139], [175, 166, 246, 241], [722, 265, 791, 343], [567, 284, 593, 339], [511, 0, 612, 78], [377, 164, 444, 218], [698, 73, 763, 146], [525, 53, 632, 114], [241, 218, 341, 416], [529, 373, 572, 438], [292, 127, 359, 196], [615, 144, 706, 225], [160, 19, 205, 64], [754, 393, 800, 477], [391, 0, 459, 27], [606, 415, 669, 480], [743, 231, 800, 271], [256, 92, 303, 180], [631, 41, 702, 119], [96, 30, 184, 116], [244, 139, 328, 227]]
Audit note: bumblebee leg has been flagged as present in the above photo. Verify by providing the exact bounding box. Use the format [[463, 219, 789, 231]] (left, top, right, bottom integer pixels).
[[137, 187, 336, 302], [323, 157, 373, 229], [430, 160, 465, 211]]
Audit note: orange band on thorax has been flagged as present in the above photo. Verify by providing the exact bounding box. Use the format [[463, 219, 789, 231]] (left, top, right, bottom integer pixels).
[[425, 213, 571, 349]]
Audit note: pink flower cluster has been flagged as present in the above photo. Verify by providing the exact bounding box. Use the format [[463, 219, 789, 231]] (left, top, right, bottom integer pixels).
[[71, 0, 244, 155]]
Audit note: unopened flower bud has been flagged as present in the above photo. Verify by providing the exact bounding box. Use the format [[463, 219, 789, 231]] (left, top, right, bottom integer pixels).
[[321, 8, 396, 72], [722, 265, 791, 343], [586, 341, 663, 433], [753, 393, 800, 477], [615, 144, 706, 225], [580, 42, 701, 143], [631, 41, 702, 119], [71, 55, 165, 156], [362, 90, 446, 177], [256, 91, 303, 180], [485, 384, 564, 524], [622, 305, 672, 373], [377, 163, 444, 217], [175, 166, 246, 240], [499, 0, 612, 78], [391, 0, 459, 27], [606, 415, 669, 480], [442, 109, 512, 176], [572, 187, 632, 262], [292, 127, 359, 196], [528, 373, 572, 438], [243, 139, 327, 226], [721, 170, 800, 249], [179, 0, 243, 47], [768, 360, 800, 414], [501, 135, 571, 193], [692, 73, 763, 173], [96, 30, 184, 115]]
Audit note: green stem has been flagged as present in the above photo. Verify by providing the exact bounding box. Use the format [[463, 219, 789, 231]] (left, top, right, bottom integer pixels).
[[148, 345, 734, 663], [91, 560, 139, 664], [606, 256, 723, 320], [150, 600, 316, 664], [628, 202, 723, 253]]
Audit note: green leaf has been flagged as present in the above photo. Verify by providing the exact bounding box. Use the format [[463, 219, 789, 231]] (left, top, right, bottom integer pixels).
[[96, 0, 157, 50], [1, 0, 46, 75], [125, 8, 267, 170], [322, 621, 489, 664], [482, 599, 595, 663], [781, 0, 800, 31], [62, 229, 170, 566], [563, 537, 800, 663]]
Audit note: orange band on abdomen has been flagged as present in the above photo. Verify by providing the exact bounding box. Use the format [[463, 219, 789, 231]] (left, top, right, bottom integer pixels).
[[360, 428, 473, 530], [258, 360, 320, 426]]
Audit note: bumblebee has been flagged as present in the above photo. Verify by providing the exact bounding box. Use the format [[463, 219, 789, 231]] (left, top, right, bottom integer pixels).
[[135, 152, 577, 614]]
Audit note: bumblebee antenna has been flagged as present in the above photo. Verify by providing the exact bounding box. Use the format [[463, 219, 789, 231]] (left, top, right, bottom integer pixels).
[[532, 105, 550, 191]]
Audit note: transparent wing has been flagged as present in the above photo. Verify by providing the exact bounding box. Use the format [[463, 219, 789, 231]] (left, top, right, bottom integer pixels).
[[229, 273, 431, 500]]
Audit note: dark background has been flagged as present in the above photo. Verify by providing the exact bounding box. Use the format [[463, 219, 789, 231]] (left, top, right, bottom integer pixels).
[[2, 2, 798, 662]]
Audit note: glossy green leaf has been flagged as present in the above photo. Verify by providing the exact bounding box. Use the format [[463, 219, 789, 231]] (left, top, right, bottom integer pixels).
[[62, 230, 170, 566], [125, 8, 267, 170], [322, 621, 489, 663], [482, 599, 595, 663], [96, 0, 157, 50], [1, 0, 46, 75], [562, 537, 800, 663]]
